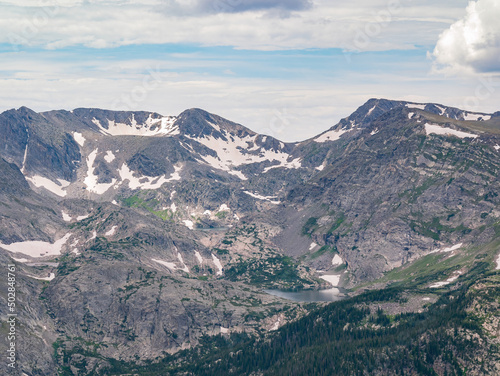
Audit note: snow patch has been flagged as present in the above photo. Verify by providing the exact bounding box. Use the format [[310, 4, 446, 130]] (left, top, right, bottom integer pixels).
[[195, 251, 204, 264], [73, 132, 85, 147], [187, 132, 301, 175], [270, 317, 281, 331], [405, 103, 427, 110], [212, 253, 223, 276], [84, 149, 117, 194], [316, 164, 325, 171], [408, 112, 415, 119], [262, 157, 301, 173], [104, 150, 116, 163], [320, 274, 341, 286], [152, 258, 177, 270], [463, 113, 491, 121], [218, 204, 230, 212], [314, 128, 350, 143], [494, 145, 500, 151], [12, 257, 29, 263], [183, 220, 194, 230], [30, 273, 55, 281], [27, 176, 70, 197], [0, 233, 72, 258], [105, 226, 117, 236], [429, 243, 462, 254], [94, 115, 178, 137], [220, 327, 229, 334], [77, 215, 89, 221], [496, 253, 500, 270], [425, 123, 478, 139], [177, 253, 189, 273], [243, 191, 280, 204], [118, 164, 182, 190], [170, 203, 177, 213], [429, 271, 461, 288], [309, 242, 317, 251], [228, 170, 248, 180], [331, 254, 344, 266], [61, 211, 72, 222]]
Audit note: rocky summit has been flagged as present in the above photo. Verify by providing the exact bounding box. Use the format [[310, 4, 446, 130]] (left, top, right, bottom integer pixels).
[[1, 99, 500, 375]]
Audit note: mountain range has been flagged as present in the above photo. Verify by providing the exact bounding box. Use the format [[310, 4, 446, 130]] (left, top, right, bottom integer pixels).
[[1, 98, 499, 375]]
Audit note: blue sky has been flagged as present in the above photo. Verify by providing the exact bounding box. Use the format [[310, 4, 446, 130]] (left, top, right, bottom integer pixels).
[[0, 0, 499, 141]]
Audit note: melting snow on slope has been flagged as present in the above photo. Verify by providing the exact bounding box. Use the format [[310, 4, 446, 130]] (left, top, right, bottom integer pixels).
[[77, 215, 89, 221], [463, 113, 491, 121], [73, 132, 85, 147], [320, 274, 341, 286], [30, 273, 56, 281], [212, 253, 223, 275], [309, 242, 318, 251], [405, 103, 427, 110], [118, 164, 182, 190], [84, 149, 117, 194], [104, 151, 116, 163], [27, 176, 70, 197], [195, 251, 204, 264], [187, 131, 301, 175], [332, 254, 344, 266], [270, 317, 281, 331], [429, 243, 462, 254], [425, 124, 478, 139], [0, 233, 72, 258], [152, 258, 177, 270], [105, 226, 117, 236], [219, 204, 230, 212], [183, 220, 194, 230], [61, 211, 72, 222], [243, 191, 280, 204], [314, 128, 349, 143], [228, 170, 248, 180], [93, 114, 178, 136], [177, 253, 190, 273], [408, 112, 414, 119], [429, 271, 462, 288]]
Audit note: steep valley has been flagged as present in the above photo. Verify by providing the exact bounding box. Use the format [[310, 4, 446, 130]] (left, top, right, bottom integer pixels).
[[0, 98, 499, 375]]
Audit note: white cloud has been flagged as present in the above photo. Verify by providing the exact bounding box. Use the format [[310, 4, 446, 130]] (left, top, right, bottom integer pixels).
[[159, 0, 313, 15], [432, 0, 500, 74], [0, 1, 466, 51]]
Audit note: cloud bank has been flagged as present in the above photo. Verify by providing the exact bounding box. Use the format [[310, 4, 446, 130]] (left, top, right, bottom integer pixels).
[[432, 0, 500, 74], [0, 1, 466, 51]]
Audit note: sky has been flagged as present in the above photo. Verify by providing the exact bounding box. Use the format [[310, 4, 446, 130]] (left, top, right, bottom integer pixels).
[[0, 0, 499, 141]]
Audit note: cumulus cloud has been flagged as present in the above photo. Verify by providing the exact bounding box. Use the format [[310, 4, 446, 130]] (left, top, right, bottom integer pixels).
[[432, 0, 500, 74]]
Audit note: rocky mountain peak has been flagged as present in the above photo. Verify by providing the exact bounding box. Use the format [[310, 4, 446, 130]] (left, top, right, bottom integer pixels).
[[175, 108, 256, 140]]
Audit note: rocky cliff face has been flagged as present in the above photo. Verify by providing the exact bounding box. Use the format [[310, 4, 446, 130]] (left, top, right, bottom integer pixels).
[[1, 99, 499, 375]]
